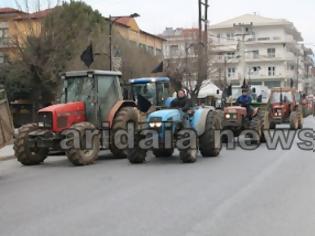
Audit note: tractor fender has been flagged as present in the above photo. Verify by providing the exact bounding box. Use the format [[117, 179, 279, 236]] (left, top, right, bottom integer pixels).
[[107, 100, 137, 127], [192, 107, 216, 136]]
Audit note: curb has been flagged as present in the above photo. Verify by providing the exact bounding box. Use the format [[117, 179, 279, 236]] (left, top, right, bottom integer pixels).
[[0, 155, 15, 161]]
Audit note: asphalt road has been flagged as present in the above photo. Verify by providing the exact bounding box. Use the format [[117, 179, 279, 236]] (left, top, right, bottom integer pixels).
[[1, 117, 315, 236]]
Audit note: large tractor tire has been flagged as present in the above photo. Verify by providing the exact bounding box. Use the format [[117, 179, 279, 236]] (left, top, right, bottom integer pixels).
[[199, 111, 221, 157], [127, 147, 146, 164], [153, 148, 174, 158], [289, 112, 299, 130], [248, 114, 263, 145], [14, 123, 48, 166], [269, 122, 276, 129], [110, 107, 138, 159], [298, 112, 304, 129], [180, 149, 197, 163], [66, 122, 100, 166]]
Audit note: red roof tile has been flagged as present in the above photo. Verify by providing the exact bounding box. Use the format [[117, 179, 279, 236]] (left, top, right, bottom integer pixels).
[[0, 7, 24, 14]]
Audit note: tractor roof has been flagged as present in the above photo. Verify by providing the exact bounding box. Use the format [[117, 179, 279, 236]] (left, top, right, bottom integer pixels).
[[129, 77, 170, 84], [62, 70, 122, 78]]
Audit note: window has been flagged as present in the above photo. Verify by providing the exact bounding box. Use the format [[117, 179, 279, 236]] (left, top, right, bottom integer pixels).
[[228, 67, 236, 78], [0, 53, 4, 64], [147, 46, 154, 54], [0, 28, 9, 45], [156, 48, 162, 56], [252, 50, 259, 59], [251, 66, 261, 75], [226, 52, 235, 59], [226, 32, 234, 40], [268, 66, 276, 76], [170, 45, 179, 56], [267, 48, 276, 58]]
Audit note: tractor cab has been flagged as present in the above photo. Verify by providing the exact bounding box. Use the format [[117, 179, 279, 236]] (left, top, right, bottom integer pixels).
[[59, 70, 123, 128], [129, 77, 171, 110]]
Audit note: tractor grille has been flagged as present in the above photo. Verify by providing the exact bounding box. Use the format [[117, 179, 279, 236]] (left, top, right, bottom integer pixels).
[[37, 112, 53, 129]]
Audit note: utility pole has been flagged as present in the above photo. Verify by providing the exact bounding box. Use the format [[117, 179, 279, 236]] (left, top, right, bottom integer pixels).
[[197, 0, 209, 94], [233, 23, 253, 86], [296, 57, 299, 91], [108, 13, 140, 71]]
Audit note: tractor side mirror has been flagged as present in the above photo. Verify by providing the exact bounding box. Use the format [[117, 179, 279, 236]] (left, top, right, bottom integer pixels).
[[252, 88, 256, 93], [216, 89, 220, 95]]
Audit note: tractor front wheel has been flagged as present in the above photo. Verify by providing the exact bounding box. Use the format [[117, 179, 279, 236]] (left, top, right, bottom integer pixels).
[[153, 148, 174, 158], [14, 123, 48, 165], [199, 111, 221, 157], [289, 112, 299, 130], [110, 107, 138, 159], [180, 149, 197, 163], [66, 122, 100, 166]]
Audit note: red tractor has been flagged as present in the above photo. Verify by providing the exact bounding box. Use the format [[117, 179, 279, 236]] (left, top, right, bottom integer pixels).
[[268, 88, 303, 130], [222, 85, 269, 143], [14, 70, 138, 166]]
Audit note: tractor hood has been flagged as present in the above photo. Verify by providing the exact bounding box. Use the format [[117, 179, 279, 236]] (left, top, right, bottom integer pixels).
[[147, 109, 182, 122], [39, 101, 85, 114], [272, 103, 286, 110], [38, 101, 86, 132], [224, 106, 246, 115]]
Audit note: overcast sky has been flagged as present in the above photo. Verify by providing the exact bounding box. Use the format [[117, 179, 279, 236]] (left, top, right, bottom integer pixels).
[[2, 0, 315, 50]]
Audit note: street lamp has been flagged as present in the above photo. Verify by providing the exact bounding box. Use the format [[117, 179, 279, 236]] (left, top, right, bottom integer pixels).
[[108, 13, 140, 71]]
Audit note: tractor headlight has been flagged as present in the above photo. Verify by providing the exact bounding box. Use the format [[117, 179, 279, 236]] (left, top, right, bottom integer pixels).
[[149, 121, 162, 128], [225, 114, 231, 119]]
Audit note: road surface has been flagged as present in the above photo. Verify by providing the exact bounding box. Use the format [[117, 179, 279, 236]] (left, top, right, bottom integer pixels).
[[0, 117, 315, 236]]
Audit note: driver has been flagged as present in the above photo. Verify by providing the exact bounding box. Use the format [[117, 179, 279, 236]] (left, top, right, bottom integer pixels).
[[236, 88, 253, 117], [171, 89, 193, 128], [170, 89, 192, 112]]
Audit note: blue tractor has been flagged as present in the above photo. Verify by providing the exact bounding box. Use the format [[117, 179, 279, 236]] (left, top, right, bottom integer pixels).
[[127, 103, 222, 164]]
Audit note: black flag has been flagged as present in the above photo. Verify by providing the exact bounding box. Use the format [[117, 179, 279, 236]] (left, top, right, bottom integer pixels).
[[151, 61, 163, 73], [81, 43, 94, 68], [137, 94, 152, 113]]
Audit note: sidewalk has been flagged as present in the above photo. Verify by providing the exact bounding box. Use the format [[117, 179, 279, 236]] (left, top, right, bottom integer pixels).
[[0, 144, 15, 161]]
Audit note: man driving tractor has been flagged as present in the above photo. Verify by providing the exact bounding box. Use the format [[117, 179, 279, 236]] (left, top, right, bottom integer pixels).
[[236, 87, 253, 118], [171, 89, 193, 128], [171, 89, 192, 112]]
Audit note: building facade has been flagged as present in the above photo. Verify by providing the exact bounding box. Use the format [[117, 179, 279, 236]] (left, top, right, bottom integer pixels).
[[209, 14, 314, 91], [0, 8, 165, 66], [112, 16, 165, 57], [160, 27, 200, 87]]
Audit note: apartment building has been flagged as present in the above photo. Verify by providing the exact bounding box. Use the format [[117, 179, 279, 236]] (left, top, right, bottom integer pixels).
[[160, 27, 200, 84], [209, 13, 313, 90]]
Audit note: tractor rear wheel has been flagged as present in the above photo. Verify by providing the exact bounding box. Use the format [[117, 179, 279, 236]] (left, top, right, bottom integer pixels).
[[110, 107, 138, 159], [153, 148, 174, 158], [199, 111, 221, 157], [248, 114, 263, 145], [14, 123, 48, 165], [180, 149, 197, 163], [66, 122, 100, 166], [289, 112, 299, 130]]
